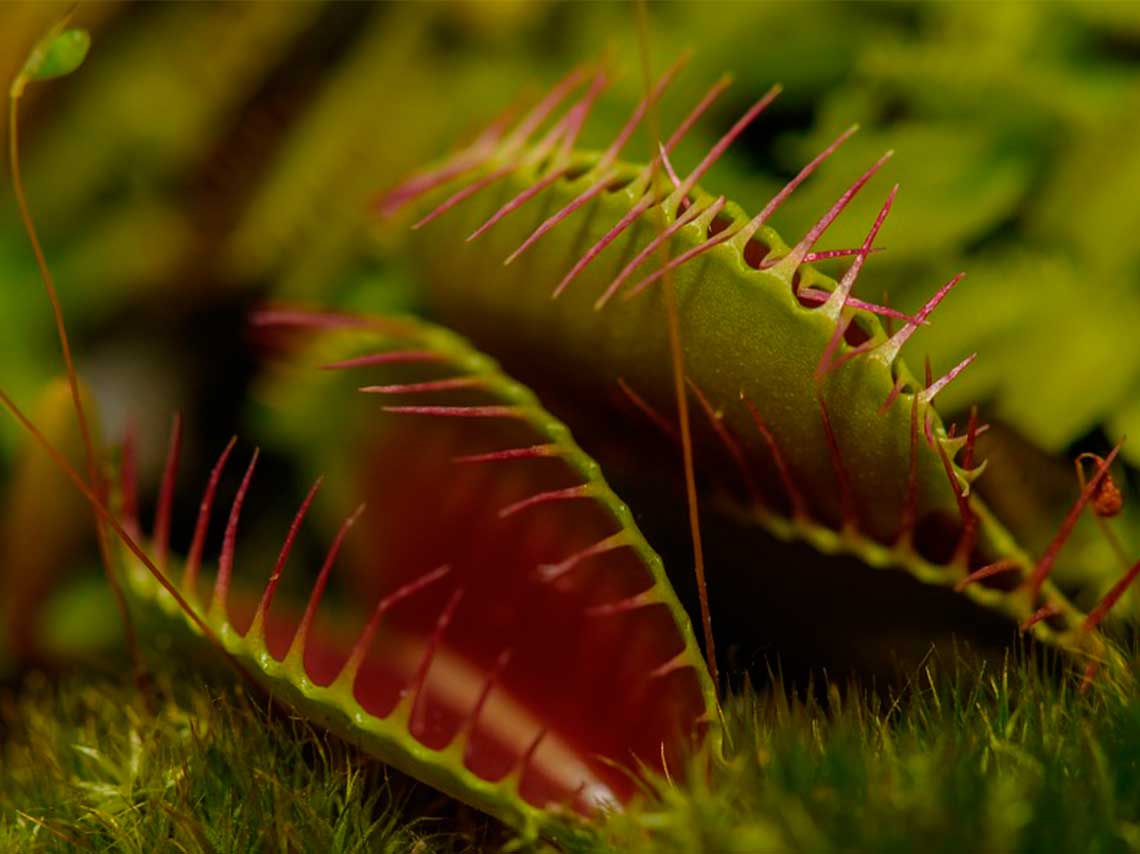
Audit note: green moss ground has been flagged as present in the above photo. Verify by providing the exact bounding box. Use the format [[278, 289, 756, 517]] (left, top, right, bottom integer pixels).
[[3, 642, 1140, 853], [605, 650, 1140, 853], [0, 654, 509, 853]]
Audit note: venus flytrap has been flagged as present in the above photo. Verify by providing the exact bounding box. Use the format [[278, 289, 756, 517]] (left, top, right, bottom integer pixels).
[[387, 61, 1138, 681], [2, 310, 720, 843], [6, 17, 1140, 845], [1, 26, 709, 841]]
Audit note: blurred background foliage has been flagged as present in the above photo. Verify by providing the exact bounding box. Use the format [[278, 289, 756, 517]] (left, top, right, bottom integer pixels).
[[2, 1, 1139, 673]]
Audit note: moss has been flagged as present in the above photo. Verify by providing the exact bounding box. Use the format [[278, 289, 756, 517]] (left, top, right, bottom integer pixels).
[[4, 644, 1140, 853], [0, 655, 514, 853], [601, 647, 1140, 853]]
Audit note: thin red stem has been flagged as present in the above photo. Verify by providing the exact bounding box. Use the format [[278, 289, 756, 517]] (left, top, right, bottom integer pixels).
[[341, 565, 452, 680], [954, 559, 1021, 593], [253, 477, 324, 632], [452, 444, 559, 464], [498, 484, 593, 519], [409, 588, 465, 739], [153, 412, 182, 572], [741, 392, 807, 520], [1028, 442, 1123, 600], [9, 89, 140, 683], [290, 504, 366, 663], [617, 378, 679, 443], [688, 378, 762, 508], [183, 437, 238, 597], [1084, 559, 1140, 633], [212, 449, 260, 616]]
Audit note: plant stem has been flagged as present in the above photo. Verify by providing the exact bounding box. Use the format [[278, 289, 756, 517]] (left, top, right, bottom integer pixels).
[[8, 88, 146, 699], [633, 0, 718, 695]]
